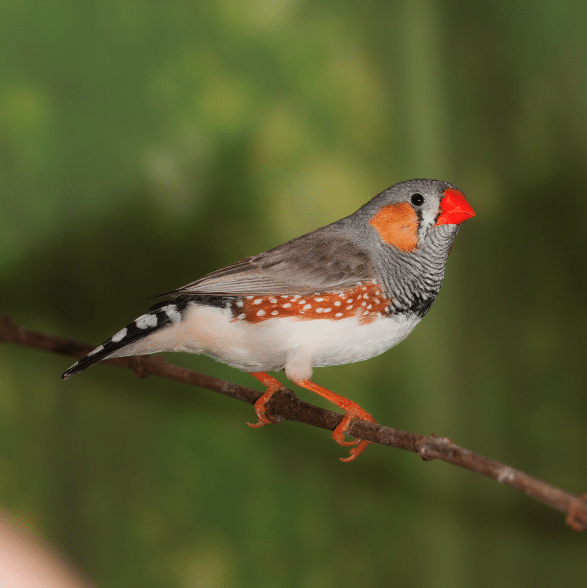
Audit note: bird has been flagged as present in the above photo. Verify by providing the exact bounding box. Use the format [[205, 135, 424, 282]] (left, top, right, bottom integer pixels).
[[62, 179, 475, 461]]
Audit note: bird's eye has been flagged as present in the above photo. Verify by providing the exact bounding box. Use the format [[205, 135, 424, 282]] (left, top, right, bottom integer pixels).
[[410, 193, 425, 206]]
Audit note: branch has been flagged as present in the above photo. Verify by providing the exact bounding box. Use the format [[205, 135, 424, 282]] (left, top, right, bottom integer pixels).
[[1, 314, 586, 532]]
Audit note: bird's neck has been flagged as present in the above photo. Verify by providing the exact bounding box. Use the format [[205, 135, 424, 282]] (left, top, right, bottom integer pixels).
[[377, 226, 457, 318]]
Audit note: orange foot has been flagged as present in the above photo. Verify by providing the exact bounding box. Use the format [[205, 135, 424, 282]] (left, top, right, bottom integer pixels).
[[247, 372, 375, 462], [294, 379, 375, 462], [247, 372, 284, 428]]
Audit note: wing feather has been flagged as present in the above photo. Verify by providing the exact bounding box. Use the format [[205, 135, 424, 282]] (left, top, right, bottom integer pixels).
[[162, 226, 374, 297]]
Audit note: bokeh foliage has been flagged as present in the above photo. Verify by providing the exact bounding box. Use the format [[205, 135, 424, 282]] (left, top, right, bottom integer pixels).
[[1, 1, 587, 586]]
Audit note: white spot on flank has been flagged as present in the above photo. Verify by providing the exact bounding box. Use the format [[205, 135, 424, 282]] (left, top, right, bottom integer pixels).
[[236, 300, 244, 307], [256, 310, 266, 316], [371, 279, 377, 284], [246, 296, 254, 300], [269, 298, 278, 303], [375, 290, 380, 296], [271, 310, 279, 315], [362, 302, 367, 307], [165, 305, 182, 323], [315, 297, 324, 302], [136, 313, 157, 329], [280, 295, 289, 298], [111, 328, 128, 343], [324, 308, 332, 313], [363, 310, 369, 315], [374, 299, 380, 304], [88, 344, 104, 356], [334, 301, 341, 306], [316, 308, 324, 313], [254, 299, 263, 305], [346, 299, 353, 304], [283, 303, 291, 308], [346, 305, 353, 310], [237, 313, 246, 320], [293, 295, 301, 299], [303, 304, 311, 310], [335, 312, 343, 317], [367, 304, 372, 309], [298, 300, 306, 305], [362, 286, 367, 290]]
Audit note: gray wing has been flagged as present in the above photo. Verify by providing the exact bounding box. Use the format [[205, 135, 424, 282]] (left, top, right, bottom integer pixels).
[[164, 226, 375, 297]]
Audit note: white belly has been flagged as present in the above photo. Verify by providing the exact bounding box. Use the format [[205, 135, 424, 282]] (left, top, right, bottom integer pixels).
[[121, 303, 421, 382]]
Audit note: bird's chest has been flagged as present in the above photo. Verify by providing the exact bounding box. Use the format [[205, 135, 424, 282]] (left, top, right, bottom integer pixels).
[[230, 300, 421, 370], [296, 310, 422, 367], [179, 280, 421, 371]]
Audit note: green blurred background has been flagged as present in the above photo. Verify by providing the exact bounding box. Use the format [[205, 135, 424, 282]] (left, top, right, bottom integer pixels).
[[2, 0, 587, 586]]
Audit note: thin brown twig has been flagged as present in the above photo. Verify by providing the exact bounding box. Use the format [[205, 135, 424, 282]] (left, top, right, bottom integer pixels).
[[1, 314, 586, 532]]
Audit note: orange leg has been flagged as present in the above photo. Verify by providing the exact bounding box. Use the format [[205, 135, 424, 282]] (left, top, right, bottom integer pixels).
[[248, 372, 375, 462], [293, 379, 375, 462], [247, 372, 284, 428]]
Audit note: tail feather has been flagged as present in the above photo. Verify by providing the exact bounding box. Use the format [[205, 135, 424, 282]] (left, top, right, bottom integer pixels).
[[61, 297, 190, 379]]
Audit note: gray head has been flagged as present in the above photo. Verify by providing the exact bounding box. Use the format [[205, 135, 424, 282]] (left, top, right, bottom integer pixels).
[[339, 178, 475, 316]]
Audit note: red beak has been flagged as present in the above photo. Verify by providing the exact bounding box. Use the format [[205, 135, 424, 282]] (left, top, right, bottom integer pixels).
[[436, 188, 476, 226]]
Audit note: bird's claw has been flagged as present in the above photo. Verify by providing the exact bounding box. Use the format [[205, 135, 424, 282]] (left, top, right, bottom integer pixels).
[[332, 411, 375, 461], [339, 440, 372, 462], [337, 437, 361, 447], [247, 409, 279, 428], [248, 384, 282, 428]]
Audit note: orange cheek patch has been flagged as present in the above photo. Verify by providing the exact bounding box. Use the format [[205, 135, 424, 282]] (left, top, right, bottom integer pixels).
[[231, 282, 391, 324], [369, 202, 419, 252]]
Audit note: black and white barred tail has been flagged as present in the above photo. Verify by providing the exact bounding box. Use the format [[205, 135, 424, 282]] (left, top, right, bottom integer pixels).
[[61, 297, 191, 379]]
